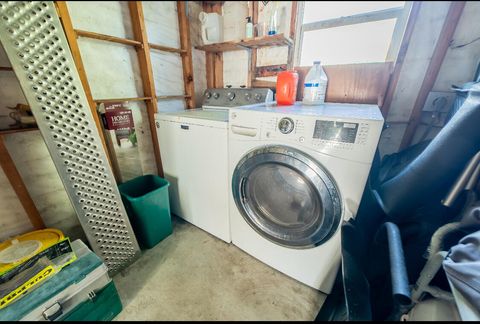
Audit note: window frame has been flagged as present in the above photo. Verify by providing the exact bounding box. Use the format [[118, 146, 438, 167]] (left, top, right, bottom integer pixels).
[[294, 1, 414, 66]]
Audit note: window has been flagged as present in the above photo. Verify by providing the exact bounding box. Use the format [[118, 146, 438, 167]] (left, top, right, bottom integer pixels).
[[297, 1, 410, 66]]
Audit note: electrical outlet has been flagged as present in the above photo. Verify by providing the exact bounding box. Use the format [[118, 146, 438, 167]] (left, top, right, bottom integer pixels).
[[422, 91, 456, 113]]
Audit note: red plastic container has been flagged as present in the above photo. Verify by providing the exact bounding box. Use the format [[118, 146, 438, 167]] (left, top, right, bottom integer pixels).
[[276, 71, 298, 106]]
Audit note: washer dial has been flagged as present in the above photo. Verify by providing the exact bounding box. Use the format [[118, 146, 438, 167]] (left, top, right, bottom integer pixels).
[[278, 117, 295, 134]]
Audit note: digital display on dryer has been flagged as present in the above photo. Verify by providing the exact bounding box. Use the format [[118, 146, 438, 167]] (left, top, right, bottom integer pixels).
[[313, 121, 358, 143]]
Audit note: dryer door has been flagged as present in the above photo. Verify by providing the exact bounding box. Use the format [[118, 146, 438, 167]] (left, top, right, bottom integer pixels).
[[232, 145, 342, 248]]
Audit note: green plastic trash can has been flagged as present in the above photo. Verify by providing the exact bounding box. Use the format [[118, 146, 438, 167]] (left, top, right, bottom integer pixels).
[[118, 175, 173, 249]]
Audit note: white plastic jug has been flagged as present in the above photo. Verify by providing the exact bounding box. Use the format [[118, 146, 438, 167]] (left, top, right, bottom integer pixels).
[[303, 61, 328, 105], [199, 12, 223, 45]]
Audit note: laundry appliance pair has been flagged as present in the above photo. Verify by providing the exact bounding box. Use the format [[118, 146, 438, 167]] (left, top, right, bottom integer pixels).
[[155, 89, 383, 292]]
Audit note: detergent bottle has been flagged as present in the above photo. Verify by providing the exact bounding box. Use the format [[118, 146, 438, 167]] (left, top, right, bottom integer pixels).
[[302, 61, 328, 105]]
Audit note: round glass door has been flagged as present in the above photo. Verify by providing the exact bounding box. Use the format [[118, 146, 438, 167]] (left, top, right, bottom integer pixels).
[[232, 145, 342, 248]]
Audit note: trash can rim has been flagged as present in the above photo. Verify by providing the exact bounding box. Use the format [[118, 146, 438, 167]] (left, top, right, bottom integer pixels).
[[118, 175, 170, 201], [119, 184, 170, 201]]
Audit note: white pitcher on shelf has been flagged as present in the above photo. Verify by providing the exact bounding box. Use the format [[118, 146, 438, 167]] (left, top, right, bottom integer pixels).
[[199, 11, 223, 45]]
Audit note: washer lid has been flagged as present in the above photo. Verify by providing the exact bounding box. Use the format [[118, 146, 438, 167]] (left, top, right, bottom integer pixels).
[[155, 109, 228, 127]]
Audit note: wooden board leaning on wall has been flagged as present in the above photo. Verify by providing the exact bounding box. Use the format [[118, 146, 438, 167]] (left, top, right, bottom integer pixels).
[[254, 62, 393, 107]]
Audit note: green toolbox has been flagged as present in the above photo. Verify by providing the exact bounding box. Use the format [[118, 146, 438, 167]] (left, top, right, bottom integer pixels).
[[61, 281, 122, 321], [118, 174, 173, 249], [0, 240, 123, 321]]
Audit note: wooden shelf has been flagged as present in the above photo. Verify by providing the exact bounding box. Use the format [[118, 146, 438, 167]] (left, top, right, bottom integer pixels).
[[240, 33, 293, 48], [195, 40, 245, 52], [93, 96, 152, 104], [195, 33, 292, 52], [0, 127, 38, 136], [75, 29, 142, 47], [202, 1, 226, 5]]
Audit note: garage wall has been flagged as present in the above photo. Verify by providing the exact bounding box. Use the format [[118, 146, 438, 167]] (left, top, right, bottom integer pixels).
[[218, 1, 480, 156], [378, 1, 480, 156], [0, 1, 197, 241]]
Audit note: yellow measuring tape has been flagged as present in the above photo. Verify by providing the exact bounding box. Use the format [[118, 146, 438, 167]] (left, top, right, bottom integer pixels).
[[0, 265, 55, 309]]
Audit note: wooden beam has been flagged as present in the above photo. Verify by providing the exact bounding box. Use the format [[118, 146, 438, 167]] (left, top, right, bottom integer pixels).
[[177, 1, 196, 109], [0, 127, 38, 136], [75, 29, 142, 47], [205, 51, 215, 89], [95, 110, 123, 183], [248, 1, 259, 87], [381, 1, 422, 117], [400, 1, 466, 149], [94, 97, 152, 104], [0, 135, 45, 230], [149, 43, 186, 54], [94, 95, 191, 104], [204, 2, 223, 89], [157, 95, 192, 100], [303, 7, 404, 32], [214, 52, 223, 88], [54, 1, 120, 181], [251, 79, 276, 88], [128, 1, 163, 177], [287, 1, 298, 70], [256, 64, 287, 78], [295, 62, 393, 105]]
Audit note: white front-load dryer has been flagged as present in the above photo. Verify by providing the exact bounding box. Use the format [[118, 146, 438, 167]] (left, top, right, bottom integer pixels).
[[228, 103, 384, 293]]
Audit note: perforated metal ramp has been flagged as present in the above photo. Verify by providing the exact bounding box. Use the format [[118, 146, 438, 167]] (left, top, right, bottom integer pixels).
[[0, 1, 141, 275]]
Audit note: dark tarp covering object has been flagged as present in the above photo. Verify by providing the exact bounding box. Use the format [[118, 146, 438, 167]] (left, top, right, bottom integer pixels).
[[443, 229, 480, 310]]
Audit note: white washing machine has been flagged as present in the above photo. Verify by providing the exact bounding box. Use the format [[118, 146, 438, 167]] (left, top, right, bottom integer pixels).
[[155, 88, 273, 243], [228, 102, 384, 292]]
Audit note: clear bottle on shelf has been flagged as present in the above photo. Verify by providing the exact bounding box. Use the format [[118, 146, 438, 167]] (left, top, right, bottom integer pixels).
[[302, 61, 328, 105]]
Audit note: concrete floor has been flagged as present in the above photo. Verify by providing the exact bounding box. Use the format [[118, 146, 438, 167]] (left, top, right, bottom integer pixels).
[[113, 217, 326, 321]]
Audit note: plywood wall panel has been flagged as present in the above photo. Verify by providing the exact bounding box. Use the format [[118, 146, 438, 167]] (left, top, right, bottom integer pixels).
[[433, 1, 480, 91], [67, 1, 134, 39], [143, 1, 180, 49], [151, 51, 185, 96], [0, 167, 33, 241], [3, 132, 83, 240], [76, 38, 143, 99]]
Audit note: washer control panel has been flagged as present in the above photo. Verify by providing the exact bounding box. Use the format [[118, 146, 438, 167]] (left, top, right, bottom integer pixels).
[[202, 88, 274, 108]]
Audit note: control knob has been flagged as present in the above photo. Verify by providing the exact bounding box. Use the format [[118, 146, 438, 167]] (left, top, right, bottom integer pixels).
[[213, 92, 220, 99], [245, 92, 252, 101], [278, 117, 295, 134], [227, 91, 236, 101], [254, 93, 263, 102], [204, 91, 212, 99]]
